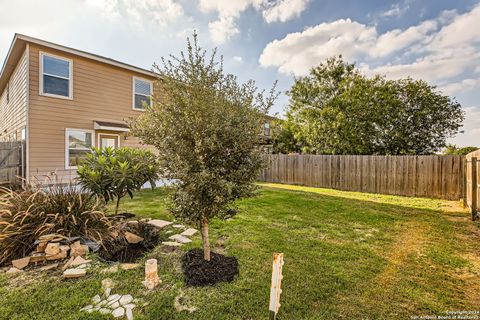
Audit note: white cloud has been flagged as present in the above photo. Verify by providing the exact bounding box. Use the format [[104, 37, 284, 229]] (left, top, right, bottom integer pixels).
[[438, 78, 480, 96], [199, 0, 310, 44], [259, 3, 480, 84], [85, 0, 184, 28], [263, 0, 310, 23], [450, 106, 480, 146], [233, 55, 243, 62], [382, 2, 410, 17]]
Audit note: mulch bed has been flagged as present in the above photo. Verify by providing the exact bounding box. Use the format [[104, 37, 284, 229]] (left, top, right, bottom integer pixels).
[[98, 222, 162, 263], [182, 248, 239, 286]]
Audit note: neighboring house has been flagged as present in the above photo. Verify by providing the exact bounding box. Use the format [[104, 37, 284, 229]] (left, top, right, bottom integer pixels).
[[0, 34, 158, 183], [258, 115, 275, 154]]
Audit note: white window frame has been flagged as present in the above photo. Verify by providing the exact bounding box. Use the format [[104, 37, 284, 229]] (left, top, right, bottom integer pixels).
[[65, 128, 94, 170], [132, 76, 153, 111], [97, 133, 120, 149], [39, 51, 73, 100]]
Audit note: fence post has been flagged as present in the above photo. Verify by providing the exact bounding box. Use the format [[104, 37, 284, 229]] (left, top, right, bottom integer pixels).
[[472, 157, 478, 221]]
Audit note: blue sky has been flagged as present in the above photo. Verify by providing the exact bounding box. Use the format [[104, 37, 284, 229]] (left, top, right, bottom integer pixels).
[[1, 0, 479, 147]]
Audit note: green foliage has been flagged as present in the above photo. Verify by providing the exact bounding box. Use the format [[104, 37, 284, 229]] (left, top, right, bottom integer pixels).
[[130, 33, 276, 260], [443, 144, 479, 156], [285, 56, 465, 155], [76, 147, 159, 213], [0, 184, 114, 265], [271, 120, 303, 154]]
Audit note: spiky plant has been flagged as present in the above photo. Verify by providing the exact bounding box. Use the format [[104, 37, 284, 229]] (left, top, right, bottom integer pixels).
[[0, 184, 115, 265]]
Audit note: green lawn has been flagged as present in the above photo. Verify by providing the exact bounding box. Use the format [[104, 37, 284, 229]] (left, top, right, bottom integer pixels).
[[1, 183, 479, 320]]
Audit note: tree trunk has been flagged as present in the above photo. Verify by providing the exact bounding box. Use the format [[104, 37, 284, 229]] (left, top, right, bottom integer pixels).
[[200, 218, 211, 261], [115, 196, 121, 214]]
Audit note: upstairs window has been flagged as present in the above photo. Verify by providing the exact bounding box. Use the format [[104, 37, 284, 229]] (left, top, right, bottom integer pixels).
[[133, 77, 152, 110], [264, 122, 271, 136], [40, 52, 72, 99]]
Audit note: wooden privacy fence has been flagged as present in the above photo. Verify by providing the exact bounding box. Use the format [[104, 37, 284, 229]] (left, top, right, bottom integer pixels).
[[0, 141, 25, 185], [465, 150, 480, 219], [259, 154, 465, 200]]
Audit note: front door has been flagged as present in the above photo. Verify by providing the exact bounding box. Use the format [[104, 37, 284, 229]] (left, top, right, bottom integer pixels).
[[99, 134, 119, 149]]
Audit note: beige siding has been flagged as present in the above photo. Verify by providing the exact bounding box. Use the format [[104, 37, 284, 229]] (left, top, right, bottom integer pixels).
[[28, 44, 157, 182], [0, 48, 28, 141]]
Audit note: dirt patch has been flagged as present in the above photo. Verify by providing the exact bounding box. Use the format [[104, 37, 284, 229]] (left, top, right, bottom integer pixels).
[[182, 248, 239, 286], [99, 222, 163, 263]]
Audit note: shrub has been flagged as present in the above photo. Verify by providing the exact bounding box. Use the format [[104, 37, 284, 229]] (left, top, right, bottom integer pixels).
[[0, 184, 114, 265], [76, 147, 159, 213]]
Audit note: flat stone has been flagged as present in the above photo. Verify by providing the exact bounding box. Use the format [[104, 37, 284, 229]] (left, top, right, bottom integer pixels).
[[70, 256, 91, 267], [181, 228, 198, 237], [99, 308, 111, 315], [92, 294, 101, 304], [104, 288, 112, 298], [102, 278, 115, 290], [172, 224, 185, 228], [39, 263, 59, 271], [107, 294, 121, 302], [120, 263, 140, 270], [46, 245, 69, 260], [29, 253, 46, 263], [124, 232, 144, 244], [109, 301, 120, 309], [124, 303, 136, 309], [45, 243, 60, 256], [119, 294, 133, 306], [97, 300, 108, 307], [161, 241, 183, 247], [148, 219, 172, 229], [70, 241, 89, 257], [168, 234, 192, 244], [63, 268, 86, 278], [76, 264, 89, 269], [112, 307, 125, 318], [126, 306, 134, 320], [39, 233, 66, 241], [80, 305, 93, 312], [12, 257, 30, 270], [62, 256, 75, 270], [6, 267, 23, 274], [103, 264, 119, 273]]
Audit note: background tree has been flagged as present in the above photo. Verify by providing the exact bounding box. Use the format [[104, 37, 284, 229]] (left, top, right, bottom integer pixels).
[[284, 56, 465, 155], [443, 144, 479, 156], [271, 119, 303, 154], [130, 34, 276, 261]]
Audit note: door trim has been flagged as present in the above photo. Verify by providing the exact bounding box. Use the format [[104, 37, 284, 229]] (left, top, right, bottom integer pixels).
[[97, 133, 120, 149]]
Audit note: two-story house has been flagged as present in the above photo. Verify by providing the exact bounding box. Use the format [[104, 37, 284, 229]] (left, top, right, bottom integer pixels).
[[0, 34, 158, 183]]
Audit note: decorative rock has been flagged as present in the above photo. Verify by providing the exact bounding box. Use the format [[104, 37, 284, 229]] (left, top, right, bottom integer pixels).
[[124, 232, 144, 244], [12, 257, 30, 270], [39, 233, 66, 241], [70, 256, 91, 267], [102, 278, 115, 290], [112, 307, 125, 318], [147, 219, 172, 229], [109, 301, 120, 309], [63, 268, 86, 278], [45, 243, 60, 256], [80, 305, 93, 312], [62, 256, 75, 271], [36, 240, 48, 253], [39, 263, 59, 271], [124, 303, 136, 310], [126, 306, 134, 320], [97, 300, 108, 307], [162, 241, 183, 247], [143, 259, 160, 290], [6, 267, 23, 274], [107, 294, 121, 302], [104, 288, 112, 298], [70, 241, 89, 257], [92, 294, 101, 304], [29, 253, 46, 263], [169, 234, 192, 244], [103, 264, 119, 273], [47, 245, 69, 260], [99, 308, 111, 315], [172, 224, 185, 228], [120, 294, 134, 306], [181, 228, 198, 237], [120, 263, 140, 270]]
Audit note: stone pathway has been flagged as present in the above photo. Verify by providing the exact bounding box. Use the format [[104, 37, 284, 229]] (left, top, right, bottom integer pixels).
[[145, 219, 199, 247]]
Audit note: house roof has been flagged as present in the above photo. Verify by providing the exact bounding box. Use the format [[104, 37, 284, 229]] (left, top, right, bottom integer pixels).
[[0, 33, 158, 94]]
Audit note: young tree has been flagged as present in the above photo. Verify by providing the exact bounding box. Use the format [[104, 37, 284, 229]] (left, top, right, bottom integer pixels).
[[285, 56, 465, 155], [130, 34, 276, 261]]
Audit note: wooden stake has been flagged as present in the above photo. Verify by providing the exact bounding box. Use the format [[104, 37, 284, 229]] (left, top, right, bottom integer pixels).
[[269, 253, 284, 320]]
